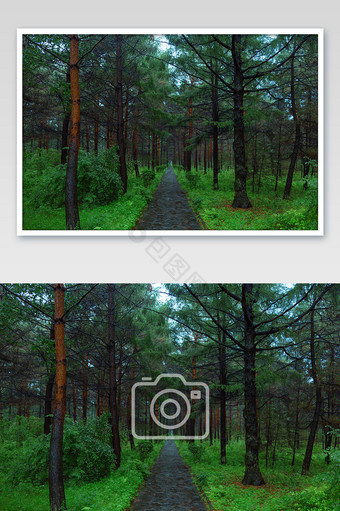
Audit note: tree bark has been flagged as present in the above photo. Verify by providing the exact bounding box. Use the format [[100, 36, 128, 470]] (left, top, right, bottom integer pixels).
[[82, 353, 88, 423], [219, 314, 227, 464], [44, 371, 55, 435], [283, 51, 301, 199], [116, 35, 128, 194], [61, 70, 71, 165], [232, 36, 252, 209], [108, 284, 121, 468], [49, 284, 67, 511], [211, 66, 219, 190], [301, 306, 322, 475], [241, 284, 265, 485], [65, 35, 81, 230]]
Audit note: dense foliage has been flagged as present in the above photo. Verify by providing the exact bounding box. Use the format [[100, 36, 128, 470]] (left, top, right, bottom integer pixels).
[[23, 150, 165, 230], [0, 418, 163, 511]]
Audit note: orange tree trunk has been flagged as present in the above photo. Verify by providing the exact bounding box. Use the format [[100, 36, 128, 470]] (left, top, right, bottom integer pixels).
[[65, 35, 81, 230], [49, 284, 67, 511]]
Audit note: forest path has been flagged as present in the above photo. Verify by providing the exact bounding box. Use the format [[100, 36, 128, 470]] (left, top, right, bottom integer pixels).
[[134, 166, 202, 230], [129, 440, 207, 511]]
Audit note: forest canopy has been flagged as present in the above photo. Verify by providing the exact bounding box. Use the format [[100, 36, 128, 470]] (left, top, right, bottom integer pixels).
[[20, 32, 321, 231]]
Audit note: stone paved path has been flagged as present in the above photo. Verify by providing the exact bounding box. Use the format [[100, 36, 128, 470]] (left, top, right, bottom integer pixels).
[[129, 440, 207, 511], [134, 166, 202, 230]]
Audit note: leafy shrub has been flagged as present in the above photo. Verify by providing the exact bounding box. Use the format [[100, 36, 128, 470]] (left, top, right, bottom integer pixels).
[[187, 441, 205, 461], [62, 417, 115, 482], [23, 148, 123, 210], [136, 440, 153, 461], [0, 416, 43, 445], [141, 169, 155, 187], [185, 172, 200, 188], [7, 416, 115, 485], [9, 433, 50, 485], [155, 164, 167, 172]]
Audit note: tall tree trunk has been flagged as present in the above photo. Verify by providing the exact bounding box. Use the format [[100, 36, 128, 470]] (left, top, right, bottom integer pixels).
[[274, 123, 282, 192], [116, 35, 128, 194], [49, 284, 67, 511], [301, 306, 322, 474], [211, 64, 219, 190], [94, 96, 99, 155], [85, 117, 90, 153], [283, 51, 301, 199], [241, 284, 265, 485], [44, 371, 55, 435], [232, 35, 252, 209], [65, 35, 81, 230], [108, 284, 121, 468], [209, 406, 213, 445], [72, 380, 77, 421], [82, 353, 88, 423], [151, 132, 156, 171], [291, 385, 300, 466], [132, 104, 140, 177], [219, 314, 227, 464], [61, 71, 71, 165]]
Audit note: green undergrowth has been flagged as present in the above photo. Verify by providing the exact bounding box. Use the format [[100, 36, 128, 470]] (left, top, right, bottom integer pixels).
[[177, 439, 340, 511], [22, 149, 166, 230], [0, 416, 163, 511], [174, 167, 319, 231]]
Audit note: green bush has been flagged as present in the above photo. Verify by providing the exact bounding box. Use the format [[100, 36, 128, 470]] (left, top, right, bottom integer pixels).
[[187, 441, 205, 461], [155, 164, 167, 172], [141, 169, 156, 187], [7, 416, 115, 485], [136, 440, 153, 461], [185, 172, 200, 188], [23, 148, 123, 210]]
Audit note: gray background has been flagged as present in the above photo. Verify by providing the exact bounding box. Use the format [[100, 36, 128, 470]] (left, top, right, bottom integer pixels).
[[2, 0, 339, 283]]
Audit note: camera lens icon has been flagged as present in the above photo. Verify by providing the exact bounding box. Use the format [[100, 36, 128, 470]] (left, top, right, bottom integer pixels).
[[150, 389, 191, 430], [131, 373, 209, 440]]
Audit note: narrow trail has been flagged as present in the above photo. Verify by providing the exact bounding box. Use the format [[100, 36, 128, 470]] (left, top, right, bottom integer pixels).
[[134, 166, 202, 230], [129, 440, 207, 511]]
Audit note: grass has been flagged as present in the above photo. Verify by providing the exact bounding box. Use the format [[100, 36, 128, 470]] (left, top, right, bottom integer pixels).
[[174, 167, 319, 231], [22, 168, 166, 231], [0, 434, 163, 511], [177, 439, 340, 511]]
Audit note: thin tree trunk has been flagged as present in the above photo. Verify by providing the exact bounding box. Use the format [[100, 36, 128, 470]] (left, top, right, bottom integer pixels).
[[108, 284, 121, 468], [49, 284, 67, 511], [72, 380, 77, 421], [116, 35, 128, 194], [283, 51, 301, 199], [82, 353, 88, 423], [212, 67, 219, 190], [219, 314, 227, 464], [44, 371, 55, 435], [61, 70, 70, 165], [301, 306, 322, 475], [291, 385, 300, 466], [65, 35, 81, 230]]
